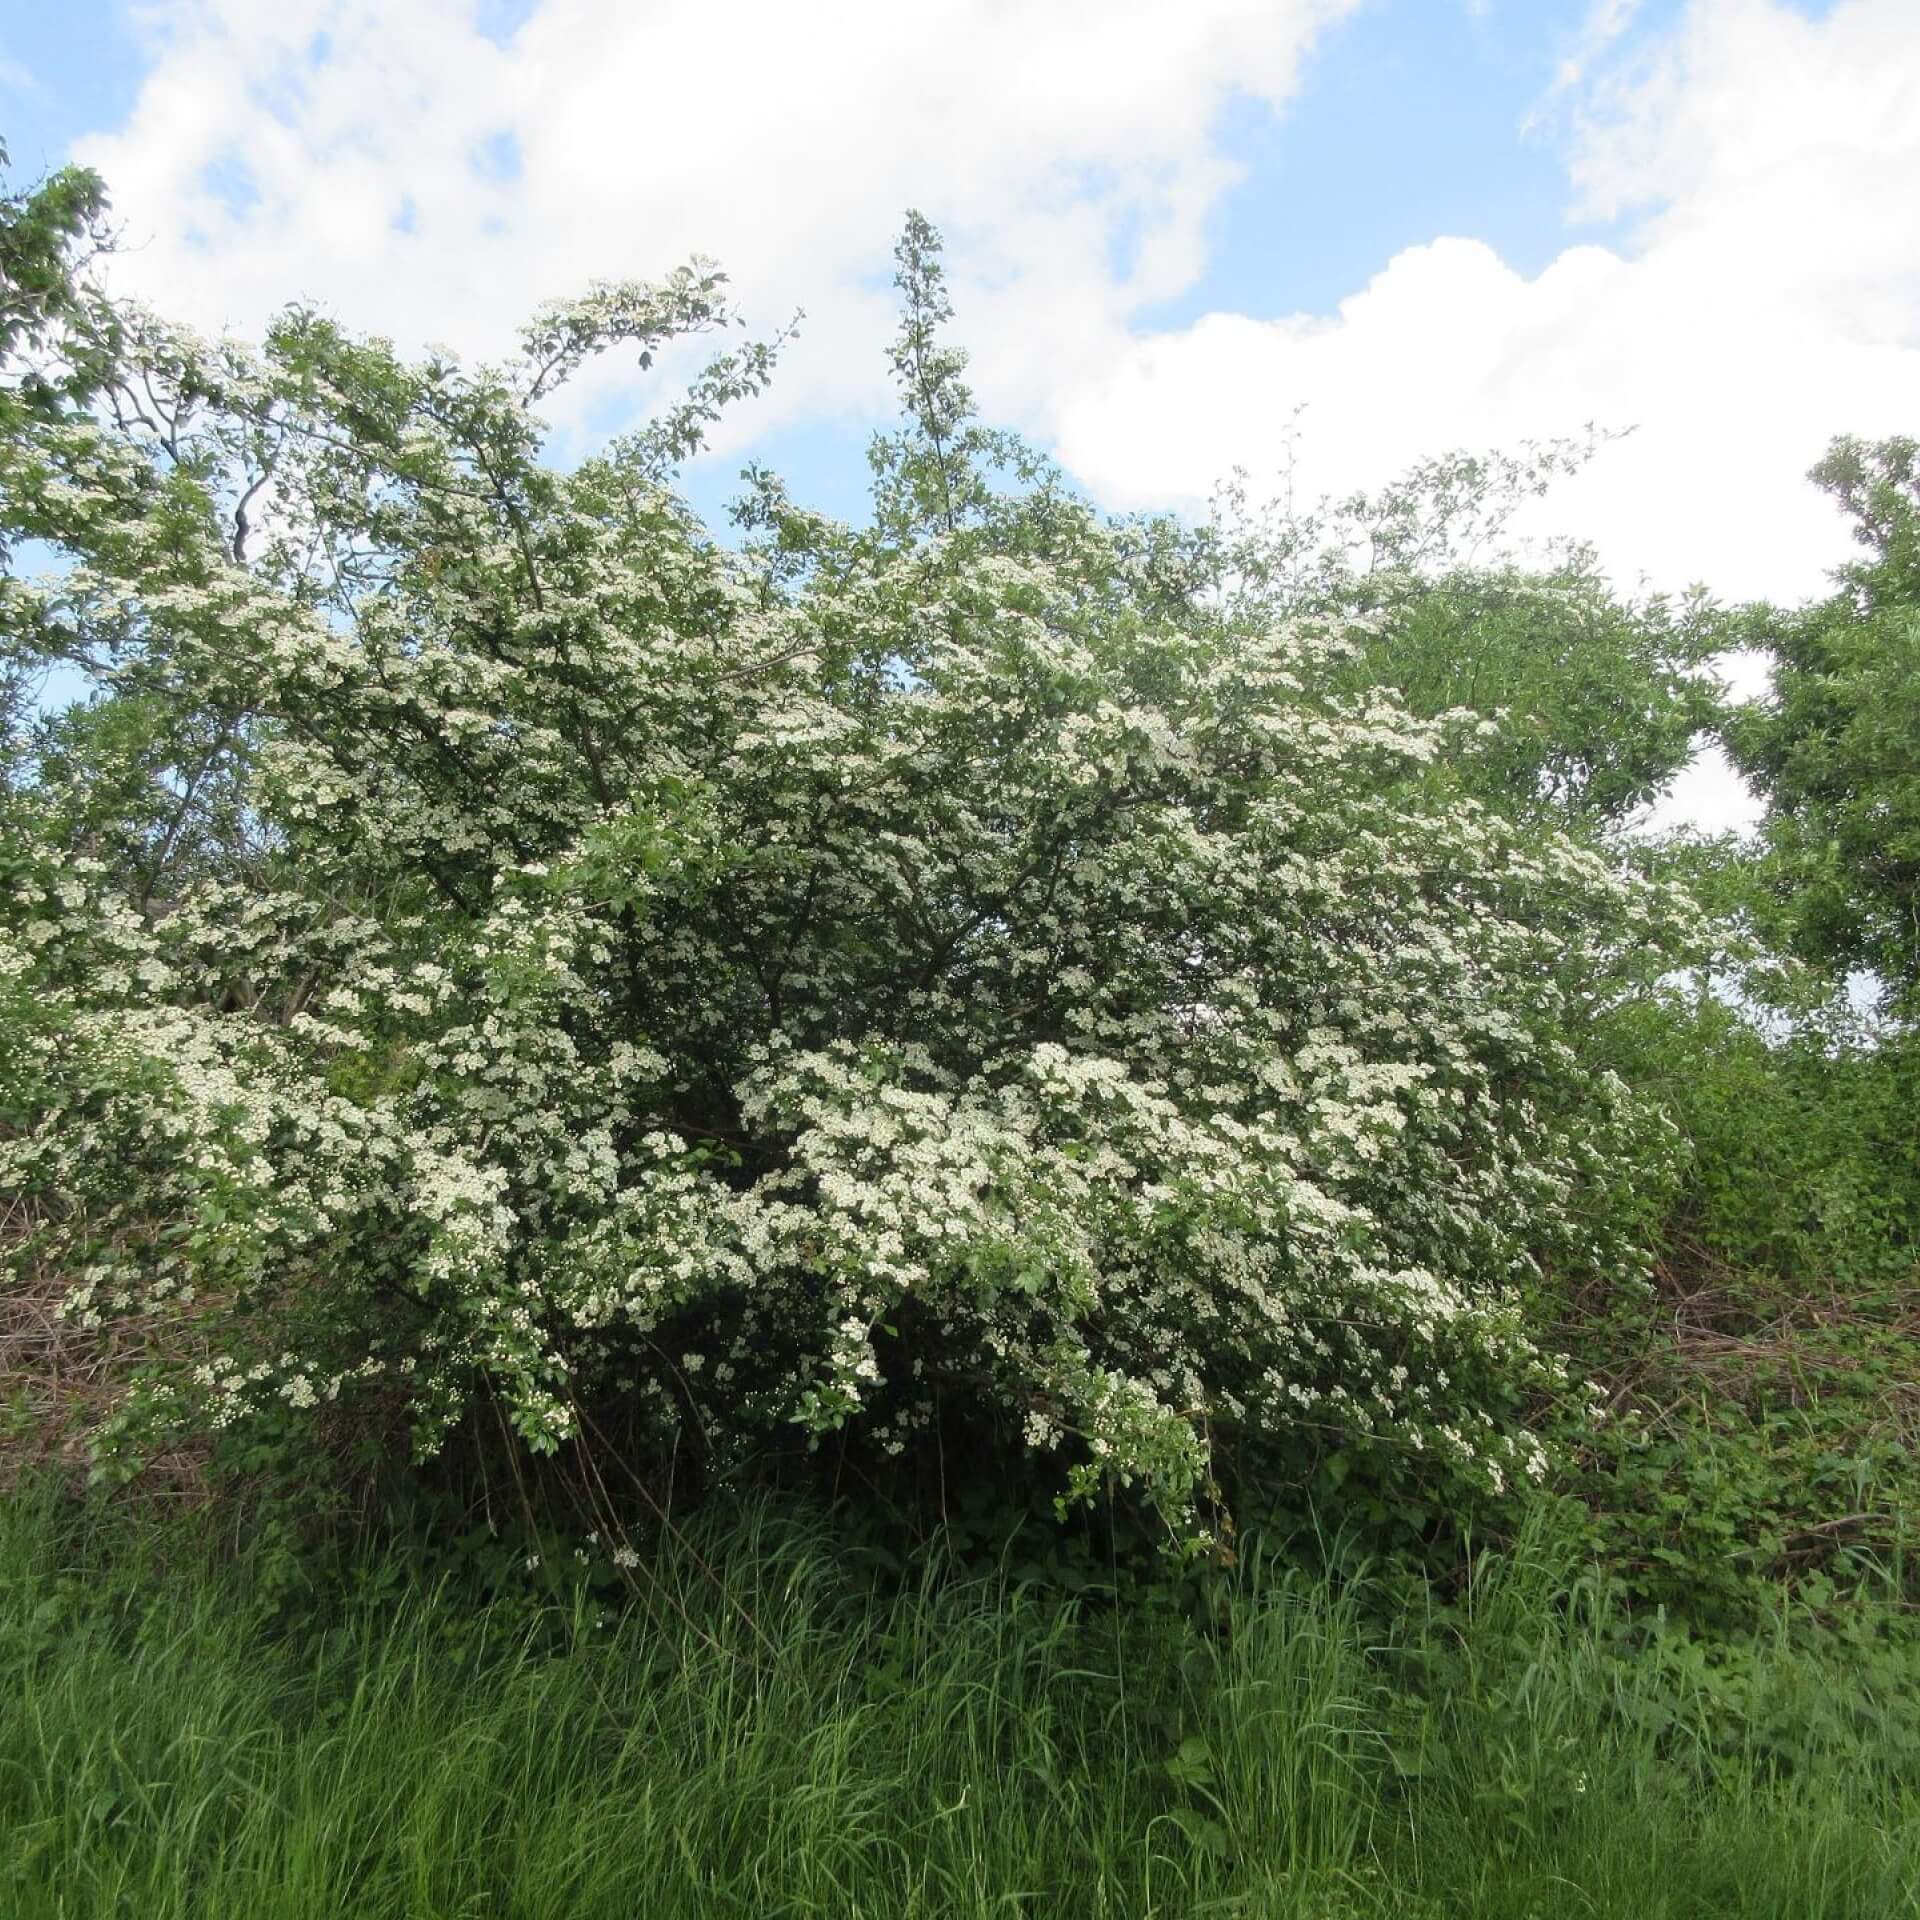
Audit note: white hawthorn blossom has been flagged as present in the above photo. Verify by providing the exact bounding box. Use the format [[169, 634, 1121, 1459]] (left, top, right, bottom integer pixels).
[[0, 216, 1698, 1532]]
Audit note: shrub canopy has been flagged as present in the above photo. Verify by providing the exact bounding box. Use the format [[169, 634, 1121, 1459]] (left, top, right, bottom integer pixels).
[[1, 192, 1697, 1530]]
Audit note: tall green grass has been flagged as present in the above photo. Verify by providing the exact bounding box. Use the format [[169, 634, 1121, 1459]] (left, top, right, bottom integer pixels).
[[1, 1485, 1913, 1918]]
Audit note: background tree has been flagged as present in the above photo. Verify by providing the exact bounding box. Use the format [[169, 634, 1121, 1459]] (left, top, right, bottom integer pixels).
[[1212, 440, 1728, 828], [1724, 436, 1920, 1013]]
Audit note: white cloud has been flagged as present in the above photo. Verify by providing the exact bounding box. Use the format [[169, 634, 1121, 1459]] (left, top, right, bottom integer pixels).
[[1541, 0, 1646, 99], [1047, 0, 1920, 611], [72, 0, 1355, 448]]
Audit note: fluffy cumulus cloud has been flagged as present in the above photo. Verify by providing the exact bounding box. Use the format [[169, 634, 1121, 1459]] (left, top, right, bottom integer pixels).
[[1051, 0, 1920, 613], [73, 0, 1355, 446]]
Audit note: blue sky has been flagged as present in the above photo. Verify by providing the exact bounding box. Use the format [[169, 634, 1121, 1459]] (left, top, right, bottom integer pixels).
[[1137, 2, 1646, 323], [3, 0, 1916, 839]]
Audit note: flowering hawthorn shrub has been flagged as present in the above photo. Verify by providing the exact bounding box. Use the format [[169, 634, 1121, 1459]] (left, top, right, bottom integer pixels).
[[1, 197, 1696, 1531]]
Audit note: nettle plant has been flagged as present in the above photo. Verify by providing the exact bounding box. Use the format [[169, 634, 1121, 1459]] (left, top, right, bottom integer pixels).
[[2, 190, 1695, 1535]]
